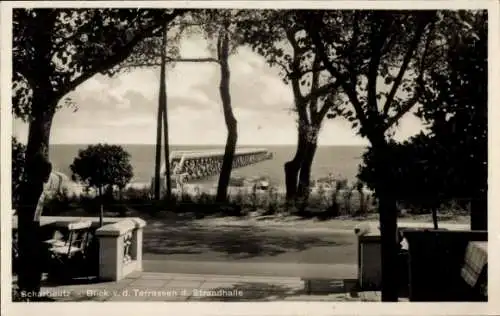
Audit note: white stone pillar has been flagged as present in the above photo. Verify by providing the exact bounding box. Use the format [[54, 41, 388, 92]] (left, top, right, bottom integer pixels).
[[95, 218, 146, 281]]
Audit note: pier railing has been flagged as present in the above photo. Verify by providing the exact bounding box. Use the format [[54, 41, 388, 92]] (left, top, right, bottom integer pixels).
[[155, 148, 273, 189]]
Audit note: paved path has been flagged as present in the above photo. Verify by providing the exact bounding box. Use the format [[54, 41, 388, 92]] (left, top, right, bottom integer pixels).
[[142, 219, 358, 265], [32, 271, 397, 302], [144, 260, 358, 279], [141, 219, 468, 268]]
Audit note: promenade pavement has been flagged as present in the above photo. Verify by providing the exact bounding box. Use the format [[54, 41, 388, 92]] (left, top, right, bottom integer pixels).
[[26, 271, 396, 302], [144, 260, 358, 279]]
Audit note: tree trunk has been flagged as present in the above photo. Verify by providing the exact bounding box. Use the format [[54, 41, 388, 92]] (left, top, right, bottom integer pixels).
[[153, 81, 163, 200], [98, 186, 104, 227], [378, 192, 400, 301], [297, 128, 319, 202], [371, 135, 400, 302], [358, 187, 365, 215], [16, 104, 55, 297], [470, 145, 488, 230], [284, 129, 308, 201], [160, 26, 172, 203], [216, 31, 237, 203], [296, 141, 318, 214], [470, 194, 487, 230], [431, 206, 439, 229]]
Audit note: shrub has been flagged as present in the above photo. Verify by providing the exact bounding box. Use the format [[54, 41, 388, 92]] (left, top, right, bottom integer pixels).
[[263, 185, 280, 215], [335, 178, 349, 191], [122, 186, 151, 202], [43, 188, 76, 216], [70, 144, 133, 225], [329, 189, 340, 217], [230, 189, 245, 207], [249, 184, 258, 212], [341, 189, 353, 216]]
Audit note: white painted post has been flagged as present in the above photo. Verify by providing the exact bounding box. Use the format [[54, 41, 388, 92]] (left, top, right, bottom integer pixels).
[[95, 218, 146, 281], [97, 234, 123, 281]]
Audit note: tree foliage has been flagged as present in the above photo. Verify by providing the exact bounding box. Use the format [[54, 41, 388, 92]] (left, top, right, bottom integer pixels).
[[358, 134, 446, 209], [358, 10, 487, 211], [12, 8, 188, 298], [357, 9, 487, 230], [419, 10, 487, 201], [239, 10, 340, 130], [173, 9, 271, 202], [295, 10, 441, 301], [238, 10, 342, 202], [13, 8, 185, 121], [297, 10, 443, 139], [70, 144, 134, 192]]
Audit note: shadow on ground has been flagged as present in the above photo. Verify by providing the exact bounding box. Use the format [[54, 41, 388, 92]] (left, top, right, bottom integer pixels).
[[142, 217, 353, 259], [189, 278, 361, 302]]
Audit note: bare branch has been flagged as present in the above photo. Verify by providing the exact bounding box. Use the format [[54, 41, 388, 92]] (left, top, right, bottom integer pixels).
[[168, 57, 219, 63], [286, 28, 308, 124], [382, 16, 430, 115], [385, 93, 420, 129], [309, 53, 322, 115], [120, 56, 220, 70], [54, 12, 183, 100], [297, 65, 327, 77], [385, 18, 435, 130], [346, 12, 362, 84], [316, 94, 337, 123], [380, 24, 398, 58], [273, 59, 292, 76], [303, 79, 341, 104], [367, 14, 391, 112], [304, 13, 368, 128]]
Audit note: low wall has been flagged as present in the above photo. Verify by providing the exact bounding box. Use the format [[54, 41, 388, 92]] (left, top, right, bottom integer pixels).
[[355, 223, 470, 293], [402, 229, 487, 301], [12, 215, 146, 282]]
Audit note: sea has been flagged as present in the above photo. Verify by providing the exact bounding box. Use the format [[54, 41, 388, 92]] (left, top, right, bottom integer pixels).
[[48, 145, 367, 188]]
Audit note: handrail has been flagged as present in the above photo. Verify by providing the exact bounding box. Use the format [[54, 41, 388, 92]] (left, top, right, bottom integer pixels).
[[160, 148, 271, 176]]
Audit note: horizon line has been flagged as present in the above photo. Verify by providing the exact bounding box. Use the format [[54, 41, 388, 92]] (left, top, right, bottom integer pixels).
[[45, 143, 369, 147]]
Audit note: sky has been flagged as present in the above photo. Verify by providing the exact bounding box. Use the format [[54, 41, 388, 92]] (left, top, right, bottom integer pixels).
[[12, 34, 425, 146]]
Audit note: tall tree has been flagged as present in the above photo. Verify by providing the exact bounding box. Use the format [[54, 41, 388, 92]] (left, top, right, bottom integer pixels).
[[358, 10, 487, 228], [418, 10, 488, 230], [189, 10, 248, 202], [120, 10, 252, 203], [300, 10, 439, 301], [239, 10, 342, 205], [160, 26, 172, 203], [12, 8, 185, 297], [175, 10, 266, 202], [358, 11, 487, 232]]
